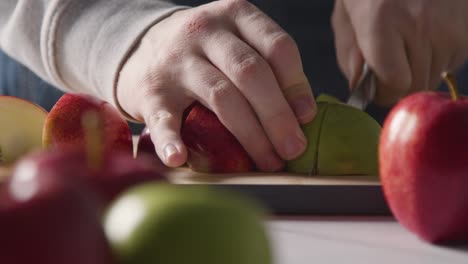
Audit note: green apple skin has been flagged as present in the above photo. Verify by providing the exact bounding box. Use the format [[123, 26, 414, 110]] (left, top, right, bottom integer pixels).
[[104, 183, 272, 264], [318, 103, 380, 175], [286, 102, 328, 174], [316, 93, 342, 104], [286, 94, 381, 176]]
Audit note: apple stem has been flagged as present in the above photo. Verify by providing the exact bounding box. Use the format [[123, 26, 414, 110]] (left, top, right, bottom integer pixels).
[[442, 72, 459, 101], [82, 111, 103, 170]]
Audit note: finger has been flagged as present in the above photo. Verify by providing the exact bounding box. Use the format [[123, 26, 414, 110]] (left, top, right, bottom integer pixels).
[[332, 0, 364, 90], [228, 1, 316, 123], [428, 48, 447, 91], [181, 56, 284, 171], [202, 31, 306, 160], [142, 95, 189, 167], [404, 32, 431, 93], [343, 2, 412, 106], [362, 30, 411, 106]]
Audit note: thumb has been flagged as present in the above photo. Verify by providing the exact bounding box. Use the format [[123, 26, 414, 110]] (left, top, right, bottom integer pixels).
[[142, 96, 189, 167]]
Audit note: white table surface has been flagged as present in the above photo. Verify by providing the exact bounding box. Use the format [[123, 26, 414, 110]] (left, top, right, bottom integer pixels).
[[132, 137, 467, 263], [267, 216, 468, 264]]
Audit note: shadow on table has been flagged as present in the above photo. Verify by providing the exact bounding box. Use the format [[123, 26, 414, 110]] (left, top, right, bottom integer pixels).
[[440, 243, 468, 253], [273, 215, 468, 253]]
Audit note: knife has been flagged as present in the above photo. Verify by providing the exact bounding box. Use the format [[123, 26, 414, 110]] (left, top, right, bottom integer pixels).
[[347, 63, 377, 110]]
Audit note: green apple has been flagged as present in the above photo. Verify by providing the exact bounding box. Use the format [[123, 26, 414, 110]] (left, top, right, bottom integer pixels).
[[104, 183, 272, 264], [0, 96, 47, 165], [287, 94, 381, 176], [316, 93, 343, 104]]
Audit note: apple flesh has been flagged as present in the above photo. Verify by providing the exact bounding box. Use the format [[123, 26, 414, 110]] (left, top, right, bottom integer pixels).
[[181, 102, 254, 173], [380, 76, 468, 243], [0, 96, 47, 165], [104, 183, 272, 264], [287, 95, 381, 176], [0, 155, 115, 264], [43, 93, 132, 154]]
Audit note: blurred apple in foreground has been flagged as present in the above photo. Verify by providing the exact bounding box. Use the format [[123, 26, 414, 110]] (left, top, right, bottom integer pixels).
[[380, 73, 468, 243], [13, 149, 166, 206], [0, 96, 47, 165], [105, 183, 272, 264], [43, 93, 132, 153], [181, 102, 254, 173], [287, 94, 381, 176], [24, 112, 165, 206], [0, 156, 114, 264]]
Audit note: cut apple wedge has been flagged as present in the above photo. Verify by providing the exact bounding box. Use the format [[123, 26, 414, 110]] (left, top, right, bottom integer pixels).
[[0, 96, 47, 165]]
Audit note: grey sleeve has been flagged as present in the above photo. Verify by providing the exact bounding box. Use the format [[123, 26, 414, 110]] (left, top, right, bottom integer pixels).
[[0, 0, 188, 107]]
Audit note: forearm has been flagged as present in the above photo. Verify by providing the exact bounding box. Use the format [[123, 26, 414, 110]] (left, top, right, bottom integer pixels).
[[0, 0, 187, 105]]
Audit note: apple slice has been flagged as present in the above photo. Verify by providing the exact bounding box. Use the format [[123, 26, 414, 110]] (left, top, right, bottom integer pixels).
[[287, 99, 381, 176], [0, 96, 47, 165]]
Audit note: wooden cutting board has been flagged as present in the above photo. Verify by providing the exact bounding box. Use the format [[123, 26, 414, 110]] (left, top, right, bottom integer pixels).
[[133, 136, 389, 215], [164, 168, 389, 216], [167, 168, 380, 186]]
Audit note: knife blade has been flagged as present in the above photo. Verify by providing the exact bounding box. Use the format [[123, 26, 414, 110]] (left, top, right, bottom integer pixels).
[[347, 63, 377, 110]]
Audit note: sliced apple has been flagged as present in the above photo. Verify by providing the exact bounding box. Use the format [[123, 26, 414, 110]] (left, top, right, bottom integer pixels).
[[287, 95, 381, 176], [0, 96, 47, 165]]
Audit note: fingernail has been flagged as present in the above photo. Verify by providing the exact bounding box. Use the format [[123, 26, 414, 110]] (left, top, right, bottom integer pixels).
[[292, 97, 316, 123], [164, 143, 178, 164], [284, 129, 307, 160]]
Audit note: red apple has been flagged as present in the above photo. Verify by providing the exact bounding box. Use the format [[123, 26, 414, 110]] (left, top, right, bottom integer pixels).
[[11, 148, 166, 207], [43, 93, 132, 154], [181, 102, 254, 173], [379, 73, 468, 243], [137, 127, 154, 155], [0, 155, 115, 264]]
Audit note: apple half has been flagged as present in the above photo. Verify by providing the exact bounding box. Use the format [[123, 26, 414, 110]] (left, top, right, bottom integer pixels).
[[0, 96, 47, 165], [287, 94, 381, 176]]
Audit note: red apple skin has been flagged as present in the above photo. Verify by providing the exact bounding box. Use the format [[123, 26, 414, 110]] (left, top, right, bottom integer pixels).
[[0, 159, 115, 264], [181, 102, 255, 173], [380, 91, 468, 243], [43, 93, 132, 154], [11, 149, 166, 207], [137, 127, 154, 155]]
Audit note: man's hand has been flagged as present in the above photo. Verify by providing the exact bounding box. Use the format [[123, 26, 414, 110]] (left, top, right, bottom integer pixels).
[[333, 0, 468, 106], [117, 0, 316, 171]]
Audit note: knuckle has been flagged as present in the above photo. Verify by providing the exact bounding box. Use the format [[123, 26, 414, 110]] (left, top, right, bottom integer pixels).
[[208, 79, 235, 107], [140, 70, 167, 92], [160, 46, 184, 66], [265, 109, 292, 127], [223, 0, 250, 12], [231, 53, 263, 81], [146, 110, 176, 127], [182, 10, 214, 37], [379, 71, 411, 93], [267, 33, 298, 60]]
